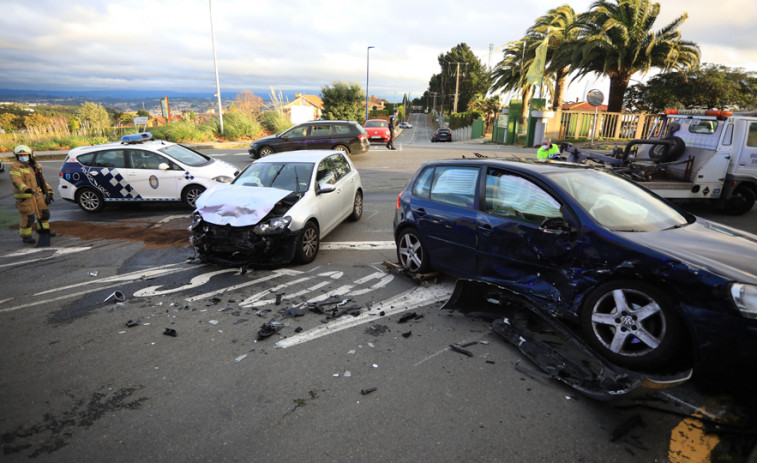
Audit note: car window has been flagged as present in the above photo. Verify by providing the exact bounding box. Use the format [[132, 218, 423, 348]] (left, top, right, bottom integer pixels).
[[311, 125, 332, 137], [334, 125, 352, 135], [159, 144, 210, 167], [429, 166, 479, 208], [76, 152, 95, 166], [316, 158, 337, 187], [235, 162, 313, 193], [283, 125, 308, 138], [365, 121, 387, 128], [748, 123, 757, 147], [485, 169, 562, 225], [329, 154, 351, 180], [93, 150, 126, 168], [550, 169, 688, 231], [412, 167, 434, 199], [128, 150, 169, 170]]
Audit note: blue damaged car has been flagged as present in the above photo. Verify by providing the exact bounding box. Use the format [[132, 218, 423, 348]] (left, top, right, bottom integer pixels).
[[393, 159, 757, 371]]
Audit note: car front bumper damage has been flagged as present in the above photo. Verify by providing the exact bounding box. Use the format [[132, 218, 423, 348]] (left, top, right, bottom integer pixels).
[[191, 220, 297, 266]]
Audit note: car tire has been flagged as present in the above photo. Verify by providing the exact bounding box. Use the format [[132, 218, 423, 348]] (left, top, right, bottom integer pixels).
[[294, 221, 320, 264], [258, 146, 275, 157], [76, 187, 105, 213], [333, 145, 350, 155], [396, 228, 431, 274], [649, 136, 685, 163], [182, 185, 206, 209], [579, 280, 684, 370], [721, 184, 756, 216], [348, 190, 363, 222]]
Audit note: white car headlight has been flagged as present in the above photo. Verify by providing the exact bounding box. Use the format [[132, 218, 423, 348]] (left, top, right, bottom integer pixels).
[[730, 283, 757, 319], [213, 175, 234, 183], [254, 216, 292, 235]]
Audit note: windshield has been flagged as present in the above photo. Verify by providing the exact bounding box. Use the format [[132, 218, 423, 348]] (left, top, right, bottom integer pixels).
[[365, 120, 387, 128], [159, 144, 211, 167], [234, 162, 314, 194], [549, 169, 689, 231]]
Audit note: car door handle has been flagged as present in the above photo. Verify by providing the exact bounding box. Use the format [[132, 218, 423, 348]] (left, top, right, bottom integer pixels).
[[414, 208, 426, 216]]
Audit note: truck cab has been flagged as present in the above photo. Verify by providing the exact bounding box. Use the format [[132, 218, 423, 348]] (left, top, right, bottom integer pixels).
[[627, 109, 757, 215]]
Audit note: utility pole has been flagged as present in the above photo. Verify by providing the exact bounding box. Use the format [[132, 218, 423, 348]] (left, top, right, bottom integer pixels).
[[209, 0, 223, 135], [453, 62, 461, 113]]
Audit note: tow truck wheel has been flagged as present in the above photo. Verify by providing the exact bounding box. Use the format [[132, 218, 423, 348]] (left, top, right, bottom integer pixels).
[[76, 187, 105, 213], [580, 280, 684, 370], [182, 185, 206, 209], [722, 185, 756, 215], [294, 221, 320, 264], [397, 228, 430, 274]]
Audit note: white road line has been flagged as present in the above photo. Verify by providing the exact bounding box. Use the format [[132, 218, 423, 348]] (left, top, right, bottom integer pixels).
[[134, 268, 239, 297], [0, 247, 92, 270], [35, 262, 188, 296], [320, 241, 395, 250], [239, 271, 342, 308], [275, 281, 454, 349], [184, 268, 302, 302]]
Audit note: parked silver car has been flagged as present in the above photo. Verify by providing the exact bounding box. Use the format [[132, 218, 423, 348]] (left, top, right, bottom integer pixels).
[[191, 150, 363, 266]]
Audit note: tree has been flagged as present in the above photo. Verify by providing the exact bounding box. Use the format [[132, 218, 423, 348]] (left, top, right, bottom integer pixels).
[[24, 113, 51, 132], [564, 0, 700, 112], [529, 5, 581, 111], [0, 113, 20, 132], [625, 64, 757, 112], [137, 109, 151, 118], [77, 102, 110, 130], [320, 81, 365, 122], [491, 39, 537, 129], [428, 43, 490, 114], [234, 90, 264, 114]]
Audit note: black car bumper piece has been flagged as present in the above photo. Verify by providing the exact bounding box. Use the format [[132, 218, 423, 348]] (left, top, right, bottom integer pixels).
[[192, 221, 297, 266]]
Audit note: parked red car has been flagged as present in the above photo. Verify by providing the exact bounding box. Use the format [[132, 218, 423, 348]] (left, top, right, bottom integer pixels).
[[364, 119, 390, 143]]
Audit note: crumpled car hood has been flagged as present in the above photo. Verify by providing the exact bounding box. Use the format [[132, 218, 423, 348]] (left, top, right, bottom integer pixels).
[[621, 219, 757, 284], [195, 183, 291, 227]]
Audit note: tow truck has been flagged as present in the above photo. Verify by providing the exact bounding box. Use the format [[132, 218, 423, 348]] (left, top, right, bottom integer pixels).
[[560, 109, 757, 215]]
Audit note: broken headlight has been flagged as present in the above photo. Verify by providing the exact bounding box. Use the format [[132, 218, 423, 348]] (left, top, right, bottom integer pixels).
[[213, 175, 234, 183], [191, 212, 203, 228], [730, 283, 757, 319], [254, 216, 292, 235]]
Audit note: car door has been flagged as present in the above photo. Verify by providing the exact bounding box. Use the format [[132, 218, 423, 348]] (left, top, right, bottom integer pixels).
[[411, 165, 480, 277], [307, 124, 333, 150], [123, 149, 182, 199], [328, 153, 358, 220], [314, 156, 344, 235], [84, 149, 130, 200], [279, 125, 309, 152], [476, 167, 577, 305]]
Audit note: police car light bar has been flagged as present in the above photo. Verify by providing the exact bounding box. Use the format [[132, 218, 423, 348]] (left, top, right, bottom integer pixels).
[[121, 132, 154, 144], [664, 109, 732, 120]]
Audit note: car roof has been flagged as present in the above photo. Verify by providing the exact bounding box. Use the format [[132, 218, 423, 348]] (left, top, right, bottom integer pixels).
[[420, 157, 593, 175], [68, 139, 174, 156], [254, 150, 348, 163], [305, 120, 357, 125]]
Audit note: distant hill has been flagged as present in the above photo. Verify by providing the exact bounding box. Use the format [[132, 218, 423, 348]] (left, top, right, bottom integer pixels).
[[0, 88, 320, 102]]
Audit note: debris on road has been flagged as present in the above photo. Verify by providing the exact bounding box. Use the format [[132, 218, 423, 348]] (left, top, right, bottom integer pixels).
[[163, 328, 177, 337], [104, 291, 125, 303], [398, 312, 422, 323], [125, 320, 139, 328], [258, 321, 286, 339], [449, 344, 474, 357], [361, 387, 377, 395]]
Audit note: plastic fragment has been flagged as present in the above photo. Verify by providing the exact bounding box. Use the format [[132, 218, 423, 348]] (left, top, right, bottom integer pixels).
[[460, 341, 478, 348], [361, 387, 377, 395], [398, 312, 419, 323], [163, 328, 178, 337], [125, 320, 139, 327], [402, 331, 412, 338], [449, 344, 473, 357], [88, 271, 98, 277], [235, 354, 248, 363], [209, 320, 219, 325], [275, 293, 284, 305], [104, 291, 125, 303], [344, 371, 351, 377]]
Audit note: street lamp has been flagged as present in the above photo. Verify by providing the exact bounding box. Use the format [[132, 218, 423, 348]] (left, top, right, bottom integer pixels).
[[365, 46, 374, 123], [209, 0, 223, 135]]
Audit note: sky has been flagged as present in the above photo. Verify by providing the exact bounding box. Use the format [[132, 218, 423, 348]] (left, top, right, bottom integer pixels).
[[1, 0, 756, 104]]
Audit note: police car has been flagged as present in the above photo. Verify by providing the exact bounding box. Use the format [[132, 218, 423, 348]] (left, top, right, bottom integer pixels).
[[58, 133, 239, 212]]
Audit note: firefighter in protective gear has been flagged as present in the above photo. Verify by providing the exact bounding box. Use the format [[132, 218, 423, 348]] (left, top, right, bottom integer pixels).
[[10, 145, 53, 243]]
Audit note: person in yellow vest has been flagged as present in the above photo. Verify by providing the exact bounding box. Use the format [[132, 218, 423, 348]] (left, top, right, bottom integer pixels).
[[537, 138, 560, 159], [9, 145, 53, 243]]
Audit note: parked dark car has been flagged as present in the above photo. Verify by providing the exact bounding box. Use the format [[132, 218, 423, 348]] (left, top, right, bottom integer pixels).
[[393, 159, 757, 371], [431, 128, 452, 142], [249, 120, 370, 159]]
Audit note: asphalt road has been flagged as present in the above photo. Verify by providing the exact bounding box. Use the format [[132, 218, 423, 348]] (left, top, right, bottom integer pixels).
[[1, 113, 756, 462]]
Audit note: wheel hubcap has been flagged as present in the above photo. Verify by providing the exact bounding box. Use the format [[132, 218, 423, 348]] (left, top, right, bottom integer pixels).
[[302, 228, 318, 257], [399, 234, 423, 272], [590, 288, 666, 357]]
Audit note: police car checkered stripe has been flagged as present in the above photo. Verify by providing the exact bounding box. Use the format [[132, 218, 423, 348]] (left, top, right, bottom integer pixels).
[[90, 167, 142, 199]]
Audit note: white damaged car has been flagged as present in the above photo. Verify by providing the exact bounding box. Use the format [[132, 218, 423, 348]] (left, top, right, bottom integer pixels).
[[191, 150, 363, 266]]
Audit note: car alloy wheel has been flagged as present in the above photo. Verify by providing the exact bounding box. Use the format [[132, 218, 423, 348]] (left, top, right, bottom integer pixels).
[[259, 146, 275, 157], [580, 280, 683, 369], [397, 228, 430, 274], [76, 187, 105, 213], [295, 221, 320, 264], [183, 185, 206, 208], [349, 191, 363, 221]]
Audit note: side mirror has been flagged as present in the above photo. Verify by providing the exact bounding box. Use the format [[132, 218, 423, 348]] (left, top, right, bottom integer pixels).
[[158, 163, 170, 171], [317, 184, 336, 194]]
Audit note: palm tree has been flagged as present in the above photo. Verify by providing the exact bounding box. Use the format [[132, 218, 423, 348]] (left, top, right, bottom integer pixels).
[[491, 39, 537, 132], [528, 5, 581, 111], [567, 0, 700, 112]]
